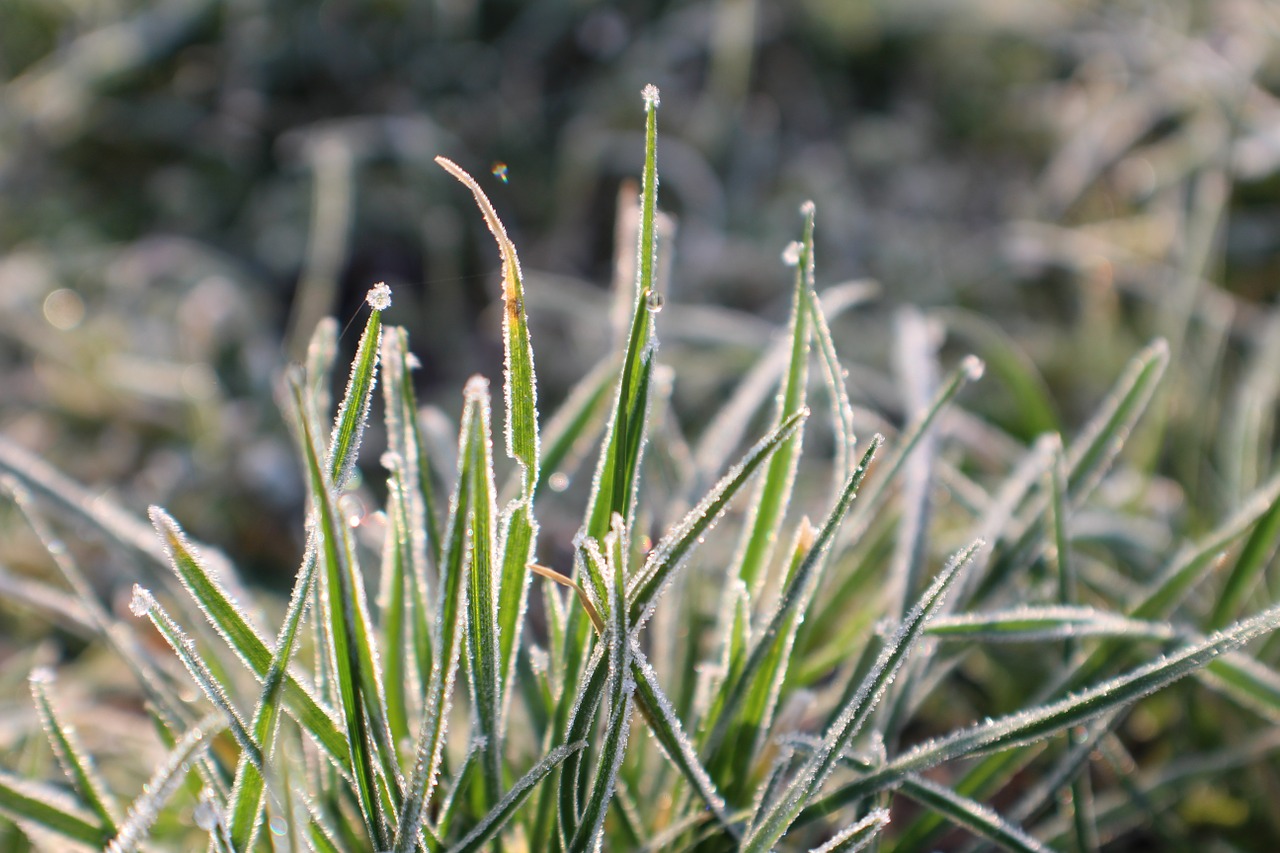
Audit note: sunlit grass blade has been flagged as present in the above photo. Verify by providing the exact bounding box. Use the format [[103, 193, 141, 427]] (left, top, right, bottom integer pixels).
[[393, 387, 480, 853], [703, 436, 883, 765], [459, 375, 505, 807], [926, 606, 1175, 644], [1209, 483, 1280, 628], [436, 155, 541, 710], [808, 287, 857, 501], [0, 768, 107, 848], [797, 601, 1280, 827], [327, 284, 388, 490], [107, 715, 227, 853], [891, 774, 1051, 853], [743, 540, 978, 852], [305, 316, 339, 432], [628, 408, 808, 627], [732, 202, 815, 595], [148, 506, 347, 764], [28, 669, 120, 835], [1198, 651, 1280, 722], [569, 516, 636, 853], [296, 374, 395, 848], [451, 742, 585, 853], [808, 807, 888, 853]]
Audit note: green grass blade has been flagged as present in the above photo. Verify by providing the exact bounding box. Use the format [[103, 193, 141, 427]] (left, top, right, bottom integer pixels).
[[327, 284, 389, 490], [28, 670, 120, 836], [459, 376, 505, 808], [807, 287, 857, 502], [808, 808, 888, 853], [892, 774, 1050, 853], [733, 202, 815, 595], [0, 768, 107, 848], [1210, 483, 1280, 628], [628, 408, 808, 627], [702, 436, 883, 764], [108, 715, 227, 853], [926, 606, 1175, 643], [797, 601, 1280, 827], [129, 586, 261, 770], [305, 316, 339, 431], [147, 506, 348, 764], [569, 518, 636, 853], [435, 156, 541, 704], [450, 742, 585, 853], [394, 387, 480, 853], [743, 540, 979, 852], [297, 376, 394, 849]]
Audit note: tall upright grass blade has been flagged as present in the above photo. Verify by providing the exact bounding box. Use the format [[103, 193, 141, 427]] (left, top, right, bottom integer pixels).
[[327, 283, 388, 490], [1210, 485, 1280, 628], [393, 387, 480, 853], [107, 715, 227, 853], [797, 601, 1280, 826], [743, 540, 979, 852], [450, 742, 585, 853], [733, 202, 815, 595], [808, 287, 857, 501], [27, 669, 118, 836], [436, 155, 541, 718], [459, 375, 505, 807]]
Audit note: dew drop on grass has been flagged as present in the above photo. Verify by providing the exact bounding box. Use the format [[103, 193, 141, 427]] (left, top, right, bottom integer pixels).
[[781, 241, 803, 267], [366, 282, 392, 311], [129, 584, 155, 617], [646, 291, 664, 313], [269, 816, 288, 836], [642, 83, 661, 109]]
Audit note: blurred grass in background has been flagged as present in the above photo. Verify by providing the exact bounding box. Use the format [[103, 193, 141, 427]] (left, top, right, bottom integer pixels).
[[2, 2, 1280, 845]]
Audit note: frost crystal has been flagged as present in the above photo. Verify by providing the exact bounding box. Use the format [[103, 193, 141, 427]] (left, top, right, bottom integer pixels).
[[800, 199, 816, 218], [29, 667, 55, 685], [129, 584, 155, 617], [781, 241, 803, 267], [366, 281, 392, 311], [641, 83, 661, 109]]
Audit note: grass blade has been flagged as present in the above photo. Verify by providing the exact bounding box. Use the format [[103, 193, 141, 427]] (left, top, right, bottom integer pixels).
[[895, 775, 1050, 853], [1209, 483, 1280, 628], [28, 669, 120, 835], [450, 742, 585, 853], [743, 540, 979, 852], [0, 770, 106, 848], [926, 606, 1175, 643], [807, 286, 857, 502], [733, 202, 815, 595], [808, 808, 888, 853], [327, 284, 388, 490]]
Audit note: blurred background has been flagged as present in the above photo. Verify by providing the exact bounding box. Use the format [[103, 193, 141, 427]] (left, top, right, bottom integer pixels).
[[1, 0, 1278, 600]]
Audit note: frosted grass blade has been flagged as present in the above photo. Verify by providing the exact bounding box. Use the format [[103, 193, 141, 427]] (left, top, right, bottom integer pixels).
[[436, 156, 541, 712], [459, 375, 505, 807], [27, 670, 119, 835], [148, 506, 347, 764], [896, 775, 1049, 853], [327, 284, 388, 490], [393, 388, 479, 853], [536, 356, 617, 500], [808, 287, 857, 501], [0, 768, 107, 847], [305, 316, 339, 431], [743, 540, 978, 852], [808, 808, 888, 853], [703, 436, 883, 763], [296, 376, 393, 848], [733, 202, 815, 595], [628, 408, 807, 627], [450, 742, 585, 853], [1210, 484, 1280, 628], [107, 715, 226, 853], [797, 601, 1280, 827], [926, 606, 1175, 643]]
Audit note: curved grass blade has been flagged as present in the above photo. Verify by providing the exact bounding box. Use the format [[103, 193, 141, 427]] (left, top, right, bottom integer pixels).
[[797, 600, 1280, 827], [733, 202, 815, 595], [436, 156, 541, 714], [459, 376, 505, 808], [327, 284, 388, 490], [894, 775, 1049, 853], [808, 287, 857, 502], [107, 714, 226, 853], [808, 807, 888, 853], [1209, 483, 1280, 628], [628, 408, 808, 628], [393, 388, 480, 853], [449, 742, 585, 853], [28, 670, 120, 835], [148, 506, 347, 764], [0, 768, 107, 848], [743, 540, 979, 852]]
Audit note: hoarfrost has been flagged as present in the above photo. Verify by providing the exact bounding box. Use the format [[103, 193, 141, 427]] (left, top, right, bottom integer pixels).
[[366, 282, 392, 311]]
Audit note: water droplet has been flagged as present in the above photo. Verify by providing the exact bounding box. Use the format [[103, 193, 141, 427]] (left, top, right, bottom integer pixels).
[[269, 815, 287, 836], [491, 162, 509, 183], [548, 472, 570, 492], [129, 584, 154, 617], [366, 282, 392, 311], [781, 241, 803, 267], [641, 84, 661, 109], [645, 291, 664, 313]]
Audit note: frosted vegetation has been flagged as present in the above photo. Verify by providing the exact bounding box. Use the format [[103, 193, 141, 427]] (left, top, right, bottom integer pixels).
[[3, 85, 1280, 852]]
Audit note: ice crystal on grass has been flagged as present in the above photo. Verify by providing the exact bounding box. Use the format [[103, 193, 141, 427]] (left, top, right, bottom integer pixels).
[[128, 584, 154, 617], [641, 83, 660, 109], [366, 282, 392, 311]]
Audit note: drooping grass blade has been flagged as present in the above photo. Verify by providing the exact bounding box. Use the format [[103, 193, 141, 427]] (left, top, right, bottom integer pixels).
[[29, 673, 119, 836], [0, 769, 108, 848]]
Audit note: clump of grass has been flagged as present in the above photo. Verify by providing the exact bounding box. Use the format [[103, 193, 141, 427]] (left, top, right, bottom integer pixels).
[[2, 84, 1280, 852]]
